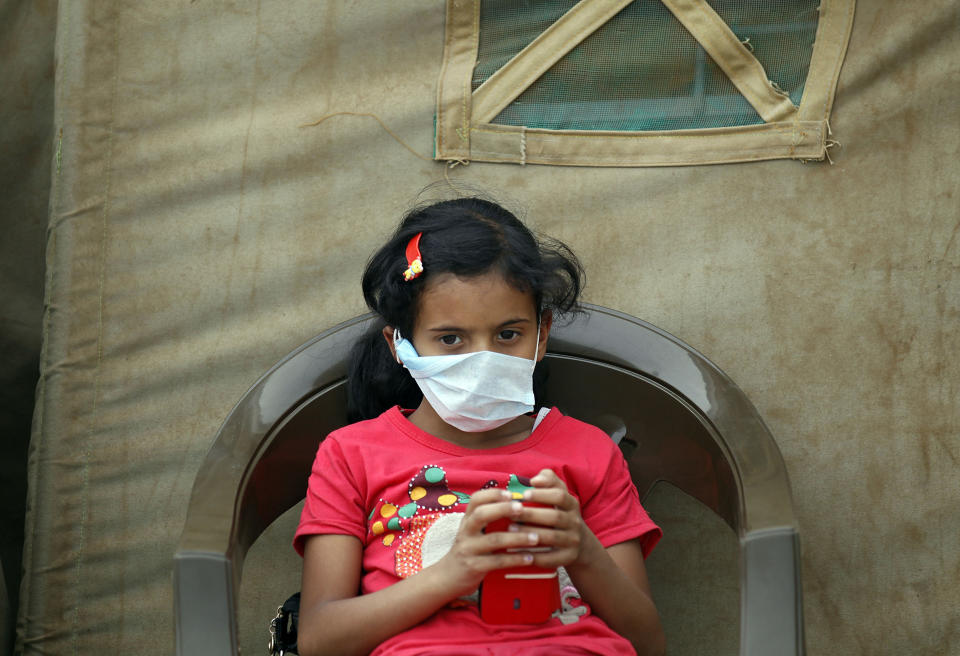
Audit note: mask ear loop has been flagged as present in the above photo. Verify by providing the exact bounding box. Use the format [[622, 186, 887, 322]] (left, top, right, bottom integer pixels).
[[393, 328, 403, 365], [532, 323, 541, 366]]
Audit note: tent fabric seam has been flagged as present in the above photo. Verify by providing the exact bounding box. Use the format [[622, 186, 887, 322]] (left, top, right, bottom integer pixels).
[[435, 0, 479, 159], [470, 122, 822, 139], [797, 0, 857, 121]]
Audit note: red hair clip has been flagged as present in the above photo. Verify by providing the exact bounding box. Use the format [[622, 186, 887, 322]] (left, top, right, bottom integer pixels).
[[403, 232, 424, 281]]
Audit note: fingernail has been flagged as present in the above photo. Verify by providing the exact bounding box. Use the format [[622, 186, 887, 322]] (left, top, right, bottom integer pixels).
[[527, 532, 539, 545], [522, 489, 532, 500], [500, 490, 512, 499], [508, 523, 520, 533], [511, 501, 523, 513], [522, 553, 534, 564]]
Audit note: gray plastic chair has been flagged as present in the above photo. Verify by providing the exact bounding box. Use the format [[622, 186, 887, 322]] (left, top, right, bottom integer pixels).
[[174, 304, 804, 655]]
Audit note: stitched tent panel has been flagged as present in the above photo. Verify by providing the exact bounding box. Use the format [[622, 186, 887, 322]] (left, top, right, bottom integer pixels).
[[437, 0, 854, 165], [474, 0, 819, 131]]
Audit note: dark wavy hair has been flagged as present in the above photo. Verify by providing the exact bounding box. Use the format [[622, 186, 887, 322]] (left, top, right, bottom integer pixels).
[[347, 197, 584, 421]]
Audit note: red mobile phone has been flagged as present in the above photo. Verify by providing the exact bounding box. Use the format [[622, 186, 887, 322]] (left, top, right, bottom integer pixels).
[[480, 502, 561, 624]]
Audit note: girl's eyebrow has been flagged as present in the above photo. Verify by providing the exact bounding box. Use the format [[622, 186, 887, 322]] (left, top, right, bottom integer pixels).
[[426, 317, 532, 332]]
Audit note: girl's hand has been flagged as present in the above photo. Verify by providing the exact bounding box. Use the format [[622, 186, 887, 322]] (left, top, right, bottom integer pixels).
[[517, 469, 665, 656], [515, 468, 595, 569], [431, 488, 545, 597]]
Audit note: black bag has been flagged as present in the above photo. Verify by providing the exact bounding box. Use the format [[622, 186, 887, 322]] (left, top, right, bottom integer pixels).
[[268, 592, 300, 655]]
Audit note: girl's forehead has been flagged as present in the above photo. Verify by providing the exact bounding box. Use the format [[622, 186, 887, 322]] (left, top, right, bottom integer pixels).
[[416, 272, 536, 326]]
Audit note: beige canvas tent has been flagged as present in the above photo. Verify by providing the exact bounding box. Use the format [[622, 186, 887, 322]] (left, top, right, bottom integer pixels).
[[2, 1, 958, 654]]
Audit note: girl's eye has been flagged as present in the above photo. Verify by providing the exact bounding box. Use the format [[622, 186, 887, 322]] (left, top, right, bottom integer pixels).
[[439, 334, 462, 346], [498, 330, 520, 342]]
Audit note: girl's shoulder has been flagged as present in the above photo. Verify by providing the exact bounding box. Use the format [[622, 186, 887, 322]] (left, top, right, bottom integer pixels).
[[542, 407, 611, 437], [539, 408, 624, 455], [325, 406, 402, 445]]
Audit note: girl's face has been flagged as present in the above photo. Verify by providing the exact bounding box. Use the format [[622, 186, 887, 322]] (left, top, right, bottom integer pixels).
[[407, 272, 550, 361]]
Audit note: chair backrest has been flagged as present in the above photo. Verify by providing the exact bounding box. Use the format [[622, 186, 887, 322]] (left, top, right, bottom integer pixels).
[[174, 304, 804, 656]]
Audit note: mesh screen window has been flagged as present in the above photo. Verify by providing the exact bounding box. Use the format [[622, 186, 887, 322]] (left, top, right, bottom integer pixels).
[[473, 0, 819, 132], [435, 0, 855, 166]]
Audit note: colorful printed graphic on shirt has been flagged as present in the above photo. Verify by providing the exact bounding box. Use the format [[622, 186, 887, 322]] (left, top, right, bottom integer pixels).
[[367, 466, 535, 578]]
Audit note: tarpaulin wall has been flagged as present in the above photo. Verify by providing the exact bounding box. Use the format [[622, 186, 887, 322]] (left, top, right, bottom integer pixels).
[[14, 1, 960, 654]]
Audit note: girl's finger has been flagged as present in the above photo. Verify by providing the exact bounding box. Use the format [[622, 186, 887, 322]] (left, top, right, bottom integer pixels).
[[514, 504, 569, 529], [520, 487, 580, 515], [468, 487, 514, 508], [453, 527, 540, 558], [469, 550, 537, 572], [530, 470, 576, 498], [481, 527, 543, 551], [514, 524, 580, 550], [529, 468, 562, 488], [460, 497, 523, 534]]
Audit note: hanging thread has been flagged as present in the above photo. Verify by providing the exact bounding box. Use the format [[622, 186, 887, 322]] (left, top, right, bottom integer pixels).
[[520, 126, 527, 166]]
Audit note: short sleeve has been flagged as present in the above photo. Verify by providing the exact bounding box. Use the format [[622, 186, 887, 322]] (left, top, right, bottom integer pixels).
[[579, 442, 662, 558], [293, 436, 367, 556]]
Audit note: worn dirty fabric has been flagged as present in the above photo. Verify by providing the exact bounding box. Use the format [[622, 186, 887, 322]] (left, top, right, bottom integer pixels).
[[18, 2, 960, 655]]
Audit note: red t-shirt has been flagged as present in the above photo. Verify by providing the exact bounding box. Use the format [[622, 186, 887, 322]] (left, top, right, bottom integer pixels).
[[295, 406, 661, 655]]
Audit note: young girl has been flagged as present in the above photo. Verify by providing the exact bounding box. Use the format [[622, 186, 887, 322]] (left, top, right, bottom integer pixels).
[[294, 198, 664, 656]]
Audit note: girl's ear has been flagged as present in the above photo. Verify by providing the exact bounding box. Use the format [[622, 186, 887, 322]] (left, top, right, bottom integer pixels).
[[536, 310, 553, 362], [382, 325, 400, 363]]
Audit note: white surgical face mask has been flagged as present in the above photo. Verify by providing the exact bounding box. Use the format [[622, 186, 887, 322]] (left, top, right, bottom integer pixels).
[[394, 328, 539, 432]]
